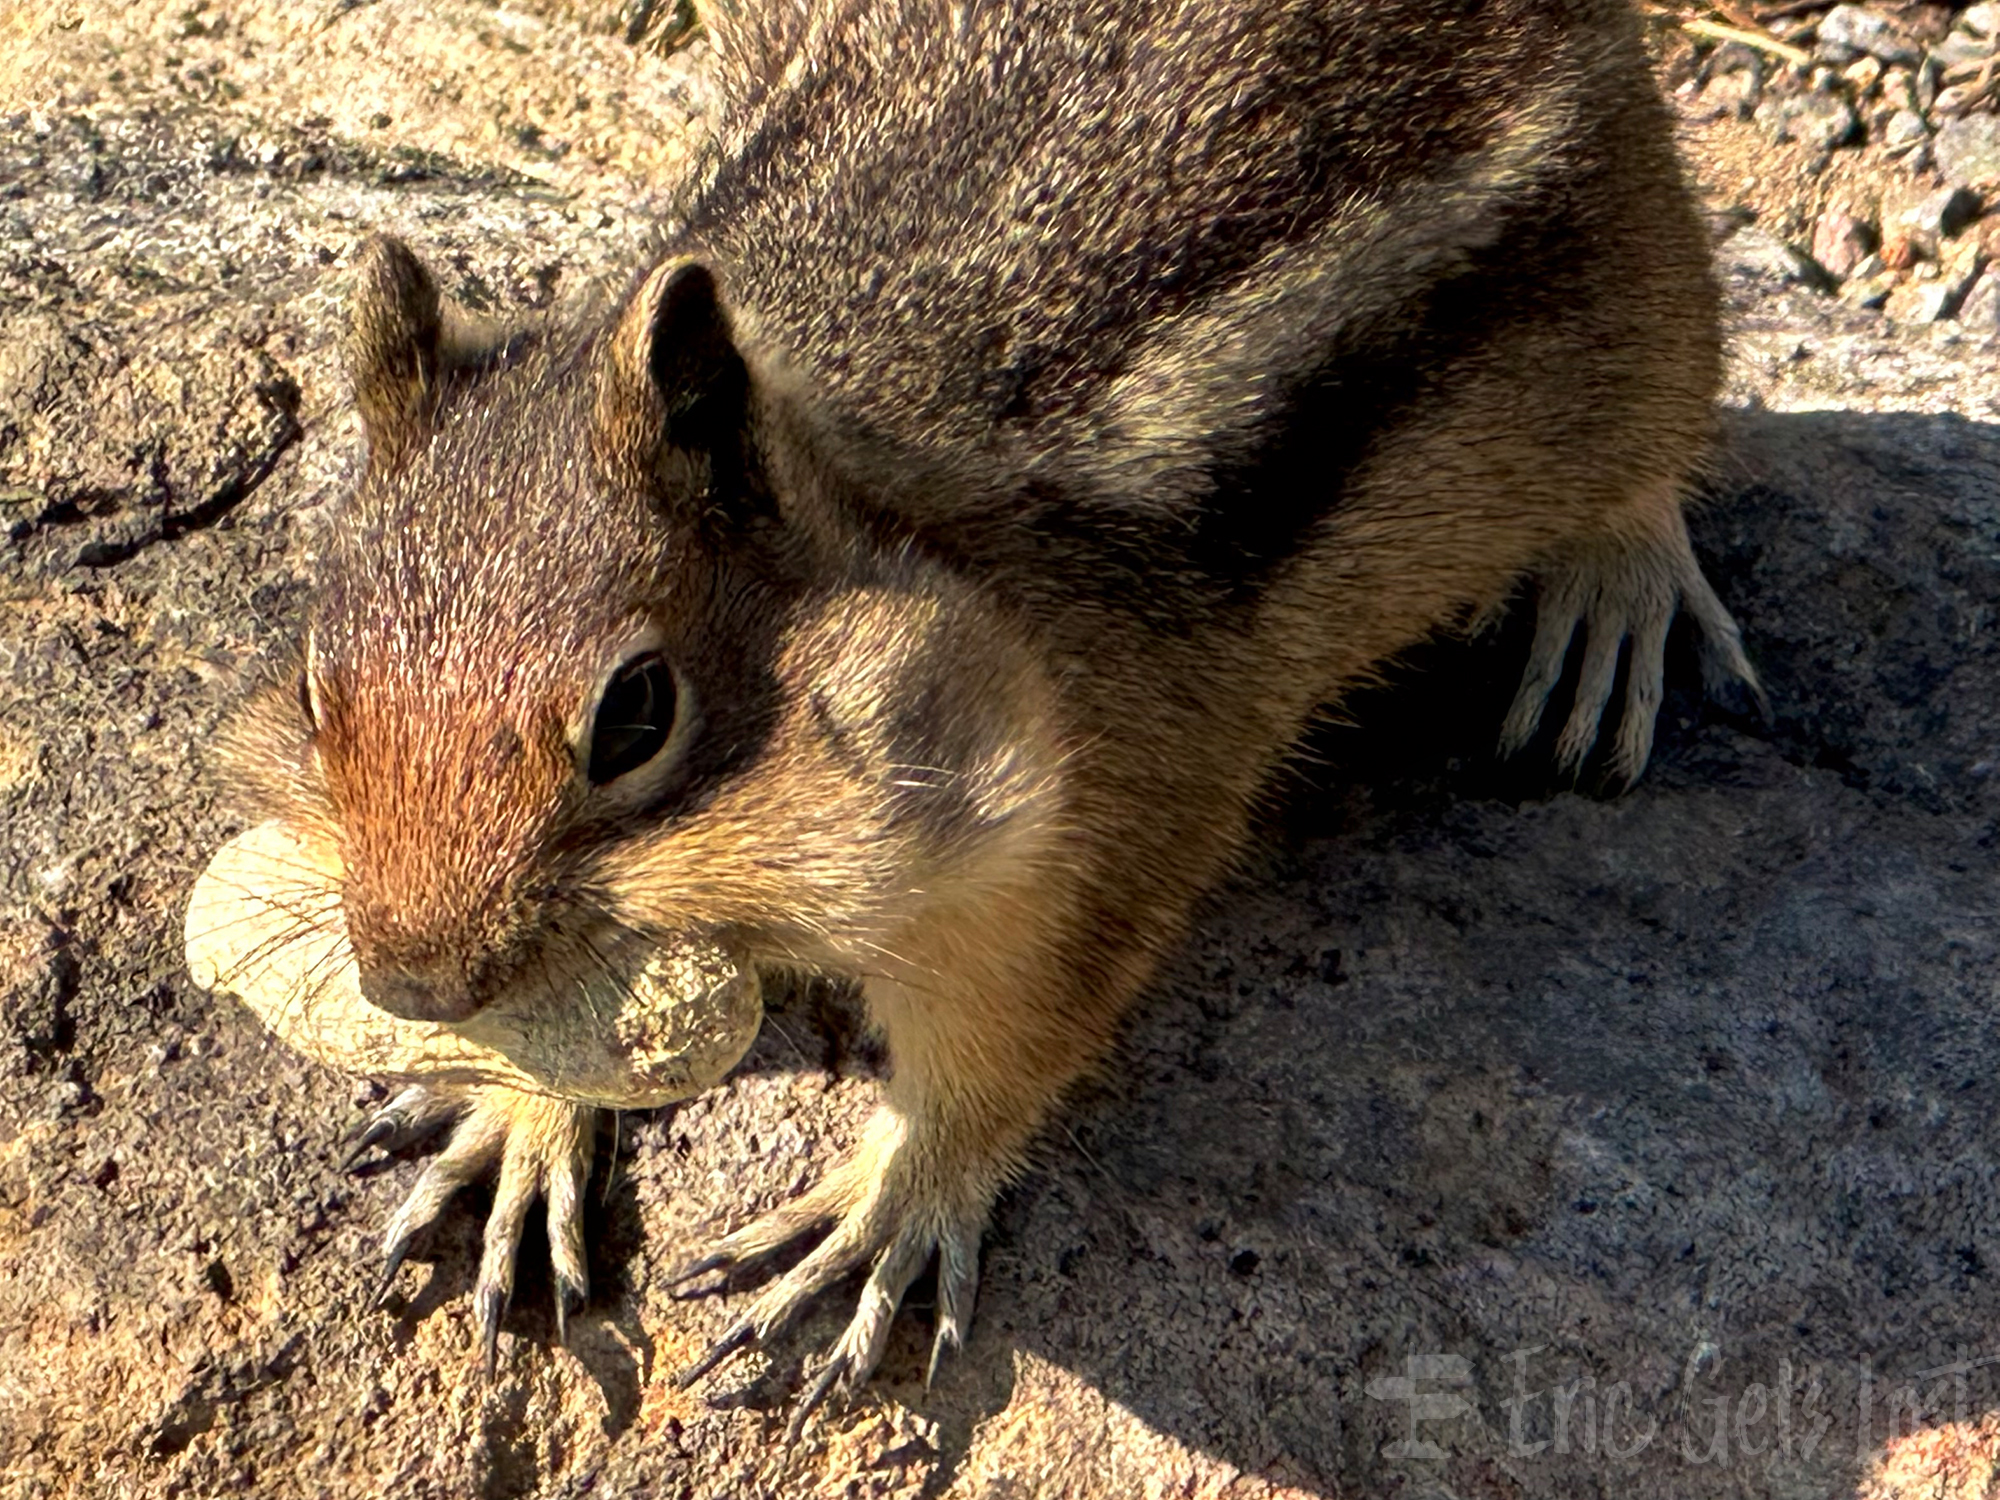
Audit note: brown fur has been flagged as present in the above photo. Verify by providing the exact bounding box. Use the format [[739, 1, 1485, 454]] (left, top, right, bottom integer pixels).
[[222, 0, 1749, 1395]]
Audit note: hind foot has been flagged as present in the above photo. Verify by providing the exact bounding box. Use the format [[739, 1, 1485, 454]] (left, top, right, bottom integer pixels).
[[1497, 507, 1762, 785], [347, 1083, 596, 1374]]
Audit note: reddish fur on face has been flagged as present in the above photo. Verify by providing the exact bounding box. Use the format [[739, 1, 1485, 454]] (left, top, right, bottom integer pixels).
[[317, 671, 573, 1021]]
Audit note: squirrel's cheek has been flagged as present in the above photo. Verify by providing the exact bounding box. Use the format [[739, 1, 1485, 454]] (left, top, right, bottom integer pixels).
[[745, 587, 1076, 923]]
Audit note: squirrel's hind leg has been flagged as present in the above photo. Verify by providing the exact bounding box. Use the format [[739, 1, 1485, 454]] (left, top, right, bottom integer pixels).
[[1495, 496, 1762, 786], [351, 1083, 596, 1372]]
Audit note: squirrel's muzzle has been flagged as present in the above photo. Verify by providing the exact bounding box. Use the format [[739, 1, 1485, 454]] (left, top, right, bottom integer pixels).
[[358, 965, 483, 1024]]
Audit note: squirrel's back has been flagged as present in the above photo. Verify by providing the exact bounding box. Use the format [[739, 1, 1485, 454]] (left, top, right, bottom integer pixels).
[[682, 0, 1685, 445], [660, 0, 1716, 637]]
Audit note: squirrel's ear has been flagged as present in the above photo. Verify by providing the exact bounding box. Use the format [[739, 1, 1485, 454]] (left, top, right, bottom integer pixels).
[[595, 260, 752, 495], [345, 235, 523, 476]]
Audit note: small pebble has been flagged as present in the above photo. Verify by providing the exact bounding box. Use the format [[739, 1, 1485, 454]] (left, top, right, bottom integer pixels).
[[1935, 114, 2000, 189], [1880, 108, 1931, 156], [1929, 32, 1994, 71], [1880, 230, 1918, 271], [1701, 69, 1762, 121], [1816, 3, 1922, 66], [1812, 209, 1874, 281], [1758, 91, 1859, 152], [1717, 227, 1827, 289], [1840, 268, 1899, 308], [1956, 268, 2000, 326], [1884, 277, 1956, 322], [1940, 236, 1986, 299], [1879, 67, 1919, 114], [1900, 185, 1982, 257]]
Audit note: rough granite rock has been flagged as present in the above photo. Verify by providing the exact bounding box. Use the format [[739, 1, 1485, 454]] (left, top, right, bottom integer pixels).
[[1937, 110, 2000, 190], [7, 5, 2000, 1499]]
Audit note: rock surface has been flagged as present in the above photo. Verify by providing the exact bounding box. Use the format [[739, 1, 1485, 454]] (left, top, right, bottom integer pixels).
[[8, 5, 2000, 1499], [1937, 110, 2000, 187]]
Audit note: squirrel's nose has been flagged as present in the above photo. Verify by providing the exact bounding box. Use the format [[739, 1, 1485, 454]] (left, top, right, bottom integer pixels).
[[359, 967, 481, 1024]]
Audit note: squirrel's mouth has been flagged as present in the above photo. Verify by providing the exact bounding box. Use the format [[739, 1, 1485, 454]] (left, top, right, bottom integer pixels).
[[358, 966, 485, 1025], [184, 819, 765, 1110]]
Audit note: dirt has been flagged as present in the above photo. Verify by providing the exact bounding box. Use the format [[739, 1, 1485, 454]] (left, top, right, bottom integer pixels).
[[6, 4, 2000, 1498]]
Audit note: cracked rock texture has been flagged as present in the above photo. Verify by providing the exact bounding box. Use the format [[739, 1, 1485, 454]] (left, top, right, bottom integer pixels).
[[7, 5, 2000, 1498]]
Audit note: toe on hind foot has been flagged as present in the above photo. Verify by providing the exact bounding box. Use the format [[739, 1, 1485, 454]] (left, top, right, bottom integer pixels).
[[1497, 520, 1761, 787]]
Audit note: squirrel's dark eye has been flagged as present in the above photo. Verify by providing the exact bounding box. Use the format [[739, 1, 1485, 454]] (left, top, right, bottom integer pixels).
[[588, 654, 676, 785]]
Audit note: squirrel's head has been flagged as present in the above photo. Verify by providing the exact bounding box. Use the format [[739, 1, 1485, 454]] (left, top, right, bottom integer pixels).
[[224, 236, 1064, 1026]]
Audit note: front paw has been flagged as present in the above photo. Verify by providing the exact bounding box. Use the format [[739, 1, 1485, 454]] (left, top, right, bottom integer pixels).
[[347, 1082, 596, 1375], [669, 1106, 989, 1439]]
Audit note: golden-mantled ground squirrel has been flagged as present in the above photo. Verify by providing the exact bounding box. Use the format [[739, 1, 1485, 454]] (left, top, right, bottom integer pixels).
[[186, 0, 1756, 1429]]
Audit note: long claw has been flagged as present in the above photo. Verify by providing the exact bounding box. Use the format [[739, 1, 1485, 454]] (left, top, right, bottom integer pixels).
[[669, 1173, 853, 1304], [1683, 567, 1768, 716], [668, 1251, 732, 1296], [1498, 574, 1585, 759], [359, 1088, 599, 1382], [785, 1355, 853, 1447], [667, 1110, 996, 1422], [372, 1105, 509, 1303], [1609, 606, 1671, 789], [476, 1280, 508, 1381], [342, 1084, 461, 1171], [727, 1212, 881, 1354], [341, 1114, 400, 1173], [1501, 516, 1756, 783], [674, 1318, 755, 1388], [928, 1220, 980, 1387], [544, 1116, 592, 1343], [601, 1111, 622, 1205], [793, 1219, 932, 1416], [553, 1270, 586, 1346], [1554, 620, 1625, 777], [470, 1124, 541, 1382], [372, 1241, 410, 1310]]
